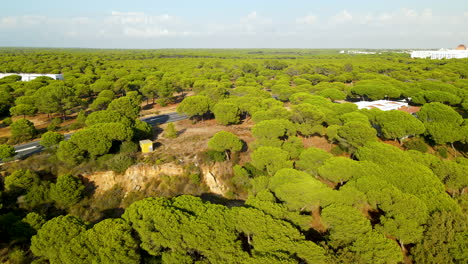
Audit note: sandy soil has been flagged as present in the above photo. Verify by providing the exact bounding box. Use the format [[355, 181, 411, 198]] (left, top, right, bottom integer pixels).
[[154, 118, 255, 164]]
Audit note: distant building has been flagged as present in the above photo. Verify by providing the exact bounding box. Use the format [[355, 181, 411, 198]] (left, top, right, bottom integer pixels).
[[347, 50, 377, 55], [411, 44, 468, 59], [354, 100, 408, 111], [0, 73, 64, 81]]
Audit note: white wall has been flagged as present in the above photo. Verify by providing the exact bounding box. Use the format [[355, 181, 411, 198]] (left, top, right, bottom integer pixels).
[[0, 73, 64, 81], [411, 50, 468, 59]]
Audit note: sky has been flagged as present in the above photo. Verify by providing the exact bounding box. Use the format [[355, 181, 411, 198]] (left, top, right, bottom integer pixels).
[[0, 0, 467, 49]]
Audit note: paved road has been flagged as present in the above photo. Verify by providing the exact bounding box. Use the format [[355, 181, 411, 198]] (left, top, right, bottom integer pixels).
[[2, 112, 187, 163], [140, 112, 187, 126]]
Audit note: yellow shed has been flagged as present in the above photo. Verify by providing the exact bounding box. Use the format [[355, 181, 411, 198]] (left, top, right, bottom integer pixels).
[[139, 140, 153, 153]]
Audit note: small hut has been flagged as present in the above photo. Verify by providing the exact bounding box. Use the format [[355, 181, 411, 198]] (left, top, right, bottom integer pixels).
[[139, 140, 153, 153]]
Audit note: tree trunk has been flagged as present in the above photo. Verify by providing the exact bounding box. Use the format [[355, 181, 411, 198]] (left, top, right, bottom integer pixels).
[[451, 143, 457, 157], [398, 240, 406, 252], [225, 150, 230, 161]]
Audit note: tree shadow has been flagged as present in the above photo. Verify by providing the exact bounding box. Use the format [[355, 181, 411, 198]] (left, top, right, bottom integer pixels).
[[199, 193, 245, 208], [152, 142, 162, 150], [176, 128, 187, 136], [240, 140, 249, 152], [101, 207, 125, 219], [172, 93, 187, 104], [152, 126, 163, 140], [80, 176, 97, 197], [304, 228, 327, 243], [142, 103, 155, 110]]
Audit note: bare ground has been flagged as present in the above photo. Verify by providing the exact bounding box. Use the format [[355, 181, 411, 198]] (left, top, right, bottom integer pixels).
[[154, 118, 255, 164]]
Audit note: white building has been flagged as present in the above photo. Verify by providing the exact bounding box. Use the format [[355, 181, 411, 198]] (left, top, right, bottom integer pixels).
[[354, 100, 408, 111], [410, 49, 468, 59], [0, 73, 64, 81], [347, 50, 377, 55]]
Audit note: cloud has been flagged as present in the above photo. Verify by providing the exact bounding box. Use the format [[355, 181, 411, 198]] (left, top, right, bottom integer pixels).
[[0, 17, 17, 27], [296, 15, 317, 25], [330, 10, 352, 24], [0, 15, 49, 28], [123, 27, 170, 38], [240, 11, 272, 25], [106, 11, 178, 26]]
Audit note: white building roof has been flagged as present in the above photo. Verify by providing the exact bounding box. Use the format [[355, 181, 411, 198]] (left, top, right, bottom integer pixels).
[[354, 100, 408, 111]]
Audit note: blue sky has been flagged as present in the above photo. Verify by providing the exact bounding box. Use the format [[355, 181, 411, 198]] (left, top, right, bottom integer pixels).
[[1, 0, 467, 48]]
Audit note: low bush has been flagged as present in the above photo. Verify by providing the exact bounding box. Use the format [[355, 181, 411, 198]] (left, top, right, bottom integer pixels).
[[202, 150, 226, 163], [47, 118, 62, 131], [2, 117, 12, 126], [107, 154, 135, 173], [404, 138, 428, 153], [330, 145, 346, 156], [437, 147, 448, 159], [119, 141, 139, 154]]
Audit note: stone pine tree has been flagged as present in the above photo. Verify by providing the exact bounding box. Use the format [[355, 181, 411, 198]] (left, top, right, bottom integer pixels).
[[40, 131, 65, 148], [251, 146, 293, 175], [10, 119, 37, 142], [60, 218, 141, 264], [4, 169, 40, 194], [295, 147, 333, 176], [49, 174, 85, 209], [208, 131, 243, 160], [212, 102, 241, 125], [31, 215, 86, 264], [177, 95, 211, 121]]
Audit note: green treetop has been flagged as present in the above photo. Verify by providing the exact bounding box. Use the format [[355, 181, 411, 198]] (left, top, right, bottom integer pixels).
[[208, 131, 243, 160]]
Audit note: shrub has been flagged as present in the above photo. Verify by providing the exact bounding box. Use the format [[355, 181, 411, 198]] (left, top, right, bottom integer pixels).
[[202, 150, 226, 163], [0, 144, 16, 159], [157, 98, 170, 107], [95, 154, 114, 170], [330, 145, 346, 156], [164, 123, 177, 138], [107, 154, 135, 173], [119, 141, 139, 154], [4, 169, 40, 194], [2, 117, 12, 126], [231, 165, 251, 189], [437, 147, 448, 159], [7, 247, 29, 264], [20, 182, 51, 210], [0, 137, 8, 144], [404, 138, 428, 153], [68, 122, 84, 130], [47, 118, 62, 131], [189, 173, 201, 184]]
